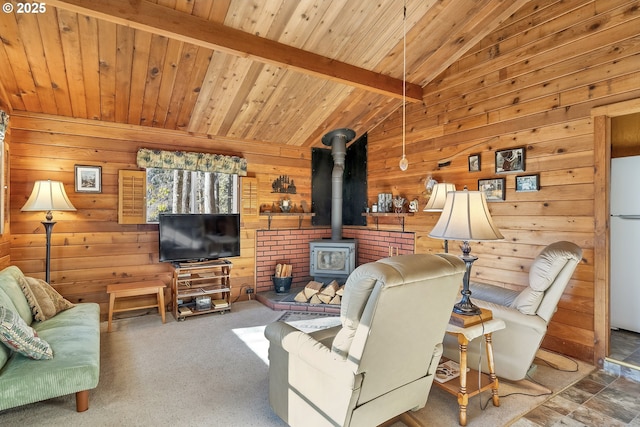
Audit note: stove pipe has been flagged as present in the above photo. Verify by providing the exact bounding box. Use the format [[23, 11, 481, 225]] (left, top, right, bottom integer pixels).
[[322, 128, 356, 241]]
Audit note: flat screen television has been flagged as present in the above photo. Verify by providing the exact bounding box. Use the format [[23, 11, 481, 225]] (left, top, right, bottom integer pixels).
[[158, 213, 240, 263]]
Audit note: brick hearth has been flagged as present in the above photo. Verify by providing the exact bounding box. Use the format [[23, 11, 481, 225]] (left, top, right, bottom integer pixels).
[[255, 227, 416, 302], [255, 287, 341, 314]]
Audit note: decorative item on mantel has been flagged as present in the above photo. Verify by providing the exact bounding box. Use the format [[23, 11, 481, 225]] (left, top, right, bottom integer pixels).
[[392, 196, 406, 213], [293, 202, 309, 213], [284, 201, 309, 213], [271, 175, 296, 194], [279, 198, 292, 213], [424, 175, 438, 195], [408, 199, 419, 213], [377, 193, 392, 213]]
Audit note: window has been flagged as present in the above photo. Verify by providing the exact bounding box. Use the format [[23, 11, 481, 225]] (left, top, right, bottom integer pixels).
[[146, 168, 238, 222]]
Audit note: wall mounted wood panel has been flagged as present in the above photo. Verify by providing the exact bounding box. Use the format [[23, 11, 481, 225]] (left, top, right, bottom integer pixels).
[[367, 0, 640, 365]]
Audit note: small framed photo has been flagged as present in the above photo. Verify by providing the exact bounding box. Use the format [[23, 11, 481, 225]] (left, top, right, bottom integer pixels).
[[478, 178, 506, 201], [75, 165, 102, 193], [468, 153, 481, 172], [495, 147, 525, 173], [516, 174, 540, 192]]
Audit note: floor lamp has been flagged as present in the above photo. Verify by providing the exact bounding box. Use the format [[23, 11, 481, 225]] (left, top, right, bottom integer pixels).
[[21, 180, 76, 283], [423, 182, 456, 253], [428, 188, 503, 315]]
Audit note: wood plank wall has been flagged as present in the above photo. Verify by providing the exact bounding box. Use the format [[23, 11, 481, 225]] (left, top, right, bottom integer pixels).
[[4, 0, 639, 365], [0, 123, 10, 269], [366, 0, 640, 365], [9, 113, 313, 318]]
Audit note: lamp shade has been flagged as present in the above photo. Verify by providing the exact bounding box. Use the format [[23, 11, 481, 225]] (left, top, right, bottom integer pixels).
[[429, 190, 503, 241], [21, 180, 76, 213], [424, 183, 456, 211]]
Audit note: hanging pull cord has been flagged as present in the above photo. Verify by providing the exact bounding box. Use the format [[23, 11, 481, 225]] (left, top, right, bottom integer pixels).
[[399, 1, 409, 171]]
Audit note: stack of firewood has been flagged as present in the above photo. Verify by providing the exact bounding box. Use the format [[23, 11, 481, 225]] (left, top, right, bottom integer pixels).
[[274, 263, 292, 278], [294, 280, 344, 305]]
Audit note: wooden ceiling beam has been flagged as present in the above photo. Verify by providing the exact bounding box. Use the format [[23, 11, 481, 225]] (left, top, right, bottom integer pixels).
[[47, 0, 424, 102]]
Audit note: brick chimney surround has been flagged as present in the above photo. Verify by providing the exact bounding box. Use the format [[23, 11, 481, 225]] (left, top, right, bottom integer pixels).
[[255, 227, 415, 296]]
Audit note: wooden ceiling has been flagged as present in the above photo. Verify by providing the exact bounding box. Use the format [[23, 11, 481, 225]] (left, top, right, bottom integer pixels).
[[0, 0, 531, 148]]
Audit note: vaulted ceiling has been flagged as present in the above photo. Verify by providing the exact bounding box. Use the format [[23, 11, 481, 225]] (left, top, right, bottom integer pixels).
[[0, 0, 531, 148]]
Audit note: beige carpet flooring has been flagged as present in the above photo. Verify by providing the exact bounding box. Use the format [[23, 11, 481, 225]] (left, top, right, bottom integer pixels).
[[0, 301, 593, 426]]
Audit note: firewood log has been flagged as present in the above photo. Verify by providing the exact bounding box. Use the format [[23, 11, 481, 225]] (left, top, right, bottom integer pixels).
[[317, 293, 332, 304], [335, 285, 345, 296], [309, 294, 323, 304], [303, 281, 324, 299], [294, 290, 309, 303], [320, 280, 339, 297], [329, 295, 341, 305]]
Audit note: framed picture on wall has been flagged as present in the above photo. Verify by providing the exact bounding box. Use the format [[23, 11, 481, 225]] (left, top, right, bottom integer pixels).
[[516, 174, 540, 192], [468, 153, 481, 172], [478, 177, 506, 201], [495, 147, 525, 173], [75, 165, 102, 193]]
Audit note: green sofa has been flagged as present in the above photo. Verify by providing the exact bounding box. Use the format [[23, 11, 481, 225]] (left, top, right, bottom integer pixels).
[[0, 266, 100, 412]]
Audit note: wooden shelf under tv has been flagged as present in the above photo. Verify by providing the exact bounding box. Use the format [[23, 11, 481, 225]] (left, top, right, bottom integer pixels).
[[171, 260, 232, 320], [178, 286, 231, 298]]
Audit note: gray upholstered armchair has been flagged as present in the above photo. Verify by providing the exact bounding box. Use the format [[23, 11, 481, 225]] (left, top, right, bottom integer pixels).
[[442, 241, 582, 381], [264, 253, 466, 427]]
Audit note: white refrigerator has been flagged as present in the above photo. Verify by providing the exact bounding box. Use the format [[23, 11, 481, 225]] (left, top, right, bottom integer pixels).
[[610, 156, 640, 333]]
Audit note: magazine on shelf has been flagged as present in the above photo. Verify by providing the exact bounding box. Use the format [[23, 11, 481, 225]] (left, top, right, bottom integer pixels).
[[435, 359, 468, 383], [178, 306, 192, 315], [213, 299, 229, 308]]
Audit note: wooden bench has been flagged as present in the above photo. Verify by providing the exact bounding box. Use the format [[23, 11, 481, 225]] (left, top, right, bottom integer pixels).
[[107, 281, 166, 332]]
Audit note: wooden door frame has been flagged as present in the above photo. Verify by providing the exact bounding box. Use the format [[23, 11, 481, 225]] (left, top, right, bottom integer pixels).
[[592, 98, 640, 367]]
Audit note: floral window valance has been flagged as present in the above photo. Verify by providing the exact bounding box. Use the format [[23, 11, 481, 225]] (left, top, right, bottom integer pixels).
[[136, 148, 247, 176]]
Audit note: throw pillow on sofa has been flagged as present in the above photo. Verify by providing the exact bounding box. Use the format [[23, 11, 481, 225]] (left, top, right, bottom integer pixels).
[[0, 306, 53, 360], [21, 277, 75, 322]]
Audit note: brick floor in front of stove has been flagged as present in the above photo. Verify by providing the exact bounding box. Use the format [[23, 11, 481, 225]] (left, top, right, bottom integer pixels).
[[255, 287, 341, 314]]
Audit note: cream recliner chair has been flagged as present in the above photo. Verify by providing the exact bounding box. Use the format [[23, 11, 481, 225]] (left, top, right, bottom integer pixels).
[[264, 253, 466, 427], [442, 241, 582, 381]]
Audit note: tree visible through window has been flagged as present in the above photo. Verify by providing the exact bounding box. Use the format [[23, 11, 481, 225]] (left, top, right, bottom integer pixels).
[[146, 168, 238, 222]]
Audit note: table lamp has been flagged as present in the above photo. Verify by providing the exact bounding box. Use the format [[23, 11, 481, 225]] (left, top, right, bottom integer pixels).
[[21, 180, 76, 283], [429, 188, 503, 315]]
